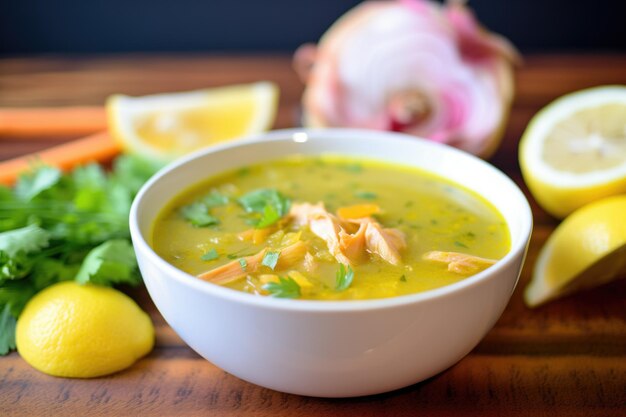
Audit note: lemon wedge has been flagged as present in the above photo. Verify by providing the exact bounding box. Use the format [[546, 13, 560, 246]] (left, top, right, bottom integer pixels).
[[107, 82, 279, 161], [524, 195, 626, 307], [519, 85, 626, 218]]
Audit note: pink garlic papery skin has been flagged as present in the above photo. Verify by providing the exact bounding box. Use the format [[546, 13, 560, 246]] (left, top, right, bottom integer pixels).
[[295, 0, 519, 158]]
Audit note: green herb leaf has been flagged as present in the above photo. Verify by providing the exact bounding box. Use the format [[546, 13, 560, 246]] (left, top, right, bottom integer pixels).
[[400, 274, 407, 282], [344, 163, 363, 173], [0, 224, 50, 257], [237, 189, 290, 228], [0, 225, 51, 283], [227, 254, 238, 260], [30, 258, 78, 291], [0, 250, 33, 283], [181, 202, 219, 227], [354, 191, 377, 200], [0, 304, 17, 355], [15, 166, 62, 201], [72, 164, 108, 212], [261, 251, 280, 270], [201, 249, 219, 261], [239, 258, 248, 270], [256, 204, 280, 228], [237, 167, 251, 177], [0, 279, 36, 318], [335, 264, 354, 291], [262, 276, 301, 299], [202, 191, 229, 208], [454, 241, 469, 248], [75, 239, 140, 286], [110, 155, 164, 196]]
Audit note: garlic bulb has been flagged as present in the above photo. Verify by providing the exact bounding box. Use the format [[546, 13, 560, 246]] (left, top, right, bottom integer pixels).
[[294, 0, 520, 158]]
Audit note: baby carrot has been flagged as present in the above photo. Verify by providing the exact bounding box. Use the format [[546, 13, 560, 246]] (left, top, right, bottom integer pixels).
[[0, 131, 121, 186], [0, 107, 107, 138]]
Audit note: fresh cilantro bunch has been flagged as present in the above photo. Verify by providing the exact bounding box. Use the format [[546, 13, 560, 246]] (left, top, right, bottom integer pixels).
[[0, 156, 162, 355]]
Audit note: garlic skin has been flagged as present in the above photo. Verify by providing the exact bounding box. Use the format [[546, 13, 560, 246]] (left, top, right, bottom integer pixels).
[[294, 0, 520, 158]]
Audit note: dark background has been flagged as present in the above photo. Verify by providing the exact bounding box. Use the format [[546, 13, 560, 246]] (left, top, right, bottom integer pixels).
[[1, 0, 625, 55]]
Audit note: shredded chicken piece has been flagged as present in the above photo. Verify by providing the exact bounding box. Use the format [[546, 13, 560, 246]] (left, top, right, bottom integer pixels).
[[290, 202, 352, 264], [423, 251, 497, 275], [362, 220, 406, 265], [338, 221, 367, 263], [198, 241, 308, 285], [289, 202, 406, 265]]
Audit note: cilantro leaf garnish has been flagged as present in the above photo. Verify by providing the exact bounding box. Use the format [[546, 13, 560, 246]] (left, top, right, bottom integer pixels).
[[239, 258, 248, 270], [75, 240, 140, 286], [344, 163, 363, 173], [201, 249, 219, 261], [180, 202, 219, 227], [261, 251, 280, 270], [256, 204, 280, 228], [237, 188, 290, 229], [180, 191, 228, 228], [335, 264, 354, 291], [202, 191, 229, 208], [354, 191, 377, 200], [262, 276, 301, 299]]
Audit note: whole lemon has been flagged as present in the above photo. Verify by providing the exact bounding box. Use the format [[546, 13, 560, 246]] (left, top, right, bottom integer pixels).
[[16, 281, 154, 378]]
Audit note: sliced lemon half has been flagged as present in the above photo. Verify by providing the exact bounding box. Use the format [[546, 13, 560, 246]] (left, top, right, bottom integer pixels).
[[519, 85, 626, 218], [524, 195, 626, 307], [107, 82, 279, 161]]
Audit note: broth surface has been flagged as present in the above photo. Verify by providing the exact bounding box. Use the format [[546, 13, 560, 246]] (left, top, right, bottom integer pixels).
[[152, 155, 510, 300]]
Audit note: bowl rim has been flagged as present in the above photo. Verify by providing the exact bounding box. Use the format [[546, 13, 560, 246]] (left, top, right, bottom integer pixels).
[[130, 128, 533, 313]]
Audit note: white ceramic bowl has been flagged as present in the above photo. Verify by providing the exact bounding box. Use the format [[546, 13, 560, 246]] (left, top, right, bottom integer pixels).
[[130, 129, 532, 397]]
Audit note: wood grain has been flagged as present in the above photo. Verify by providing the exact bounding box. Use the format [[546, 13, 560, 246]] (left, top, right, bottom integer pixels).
[[0, 54, 625, 416]]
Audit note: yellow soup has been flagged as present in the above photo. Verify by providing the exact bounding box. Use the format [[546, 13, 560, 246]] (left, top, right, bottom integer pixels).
[[151, 155, 510, 300]]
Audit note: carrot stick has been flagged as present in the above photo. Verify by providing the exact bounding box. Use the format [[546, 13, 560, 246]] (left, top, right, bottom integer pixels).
[[0, 131, 121, 186], [0, 107, 107, 138]]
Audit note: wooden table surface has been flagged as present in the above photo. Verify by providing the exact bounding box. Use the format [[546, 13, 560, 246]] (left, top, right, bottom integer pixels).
[[0, 54, 625, 416]]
